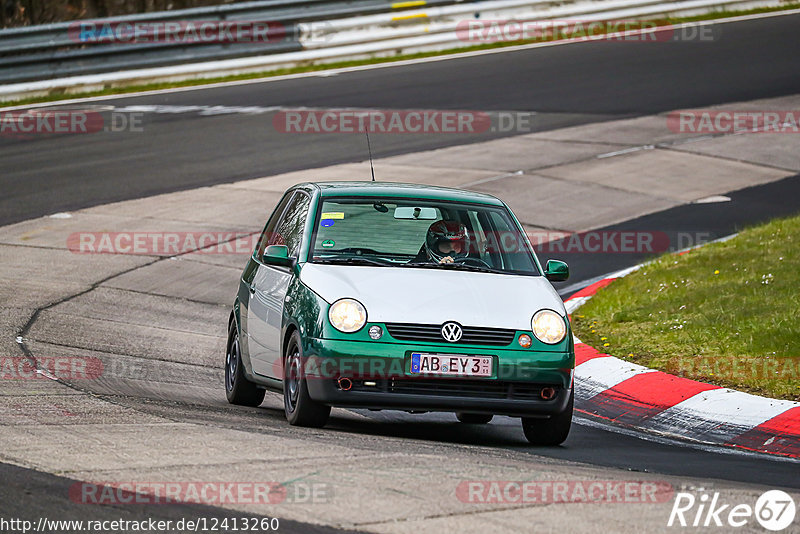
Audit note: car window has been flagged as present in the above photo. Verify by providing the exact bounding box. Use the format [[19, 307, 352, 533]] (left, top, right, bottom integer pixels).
[[269, 192, 311, 257], [467, 210, 489, 261], [254, 191, 294, 260], [310, 197, 539, 275], [486, 210, 534, 271], [312, 200, 441, 257]]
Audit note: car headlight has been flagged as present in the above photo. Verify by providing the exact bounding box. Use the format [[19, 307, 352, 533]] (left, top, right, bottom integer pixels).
[[328, 298, 367, 333], [531, 309, 566, 344]]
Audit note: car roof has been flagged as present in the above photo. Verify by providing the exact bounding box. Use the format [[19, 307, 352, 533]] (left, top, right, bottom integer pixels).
[[296, 181, 505, 206]]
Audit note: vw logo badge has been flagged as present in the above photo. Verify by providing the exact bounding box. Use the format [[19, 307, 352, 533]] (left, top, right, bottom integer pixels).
[[441, 322, 463, 342]]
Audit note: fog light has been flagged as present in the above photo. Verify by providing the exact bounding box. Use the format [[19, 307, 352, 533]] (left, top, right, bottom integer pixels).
[[518, 334, 532, 348], [368, 325, 383, 340]]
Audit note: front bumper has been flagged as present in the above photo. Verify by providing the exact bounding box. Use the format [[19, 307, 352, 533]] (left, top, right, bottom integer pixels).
[[303, 337, 574, 417]]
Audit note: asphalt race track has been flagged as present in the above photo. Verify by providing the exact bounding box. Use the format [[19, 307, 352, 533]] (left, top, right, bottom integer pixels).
[[0, 463, 361, 534], [2, 11, 800, 532], [2, 13, 800, 225]]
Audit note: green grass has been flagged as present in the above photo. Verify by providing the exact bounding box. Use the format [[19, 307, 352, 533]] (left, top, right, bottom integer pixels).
[[572, 214, 800, 401], [2, 2, 800, 108]]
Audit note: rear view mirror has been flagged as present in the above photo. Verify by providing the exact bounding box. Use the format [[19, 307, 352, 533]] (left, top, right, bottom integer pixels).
[[544, 259, 569, 282], [394, 207, 438, 220], [262, 245, 295, 267]]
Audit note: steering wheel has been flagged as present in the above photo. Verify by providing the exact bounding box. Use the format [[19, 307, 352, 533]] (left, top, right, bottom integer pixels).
[[451, 256, 492, 268]]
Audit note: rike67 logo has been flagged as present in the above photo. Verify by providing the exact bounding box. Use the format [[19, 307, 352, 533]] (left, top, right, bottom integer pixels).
[[668, 490, 796, 530]]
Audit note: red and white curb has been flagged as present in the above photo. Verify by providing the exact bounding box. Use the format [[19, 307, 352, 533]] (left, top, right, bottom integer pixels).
[[565, 261, 800, 459]]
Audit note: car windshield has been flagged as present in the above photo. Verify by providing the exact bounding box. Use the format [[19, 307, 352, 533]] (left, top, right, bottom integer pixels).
[[309, 196, 540, 275]]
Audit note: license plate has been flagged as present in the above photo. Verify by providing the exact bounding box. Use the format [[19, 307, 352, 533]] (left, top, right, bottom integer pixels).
[[410, 353, 492, 377]]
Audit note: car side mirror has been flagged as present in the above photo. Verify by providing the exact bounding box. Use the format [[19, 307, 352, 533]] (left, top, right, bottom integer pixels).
[[544, 259, 569, 282], [262, 245, 295, 267]]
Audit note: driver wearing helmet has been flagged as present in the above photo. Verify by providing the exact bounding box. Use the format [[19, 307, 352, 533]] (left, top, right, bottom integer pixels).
[[415, 220, 470, 264]]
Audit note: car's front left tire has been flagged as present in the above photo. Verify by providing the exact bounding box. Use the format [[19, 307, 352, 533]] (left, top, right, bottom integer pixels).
[[521, 389, 573, 446], [283, 331, 330, 427], [225, 321, 266, 407]]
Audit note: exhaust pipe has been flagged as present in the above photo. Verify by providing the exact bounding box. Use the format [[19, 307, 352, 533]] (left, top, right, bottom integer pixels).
[[540, 387, 556, 400], [337, 377, 353, 391]]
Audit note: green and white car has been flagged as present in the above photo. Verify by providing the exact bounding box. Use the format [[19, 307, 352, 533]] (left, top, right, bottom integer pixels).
[[225, 182, 575, 445]]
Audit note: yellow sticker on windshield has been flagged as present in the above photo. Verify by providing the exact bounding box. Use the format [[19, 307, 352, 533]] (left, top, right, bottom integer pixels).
[[321, 212, 345, 220]]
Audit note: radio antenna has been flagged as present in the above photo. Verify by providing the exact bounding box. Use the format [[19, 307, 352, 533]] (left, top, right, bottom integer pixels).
[[364, 128, 376, 182]]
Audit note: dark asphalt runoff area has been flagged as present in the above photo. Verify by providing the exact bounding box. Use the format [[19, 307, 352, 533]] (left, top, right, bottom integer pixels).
[[552, 173, 800, 292], [0, 463, 363, 534], [2, 13, 800, 225]]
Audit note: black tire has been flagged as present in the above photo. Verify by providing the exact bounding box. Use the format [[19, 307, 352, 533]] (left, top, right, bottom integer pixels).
[[225, 320, 266, 407], [456, 412, 494, 424], [283, 331, 330, 427], [521, 389, 573, 446]]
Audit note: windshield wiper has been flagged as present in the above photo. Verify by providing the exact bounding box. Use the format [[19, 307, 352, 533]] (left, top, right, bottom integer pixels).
[[401, 262, 504, 274], [312, 257, 391, 267], [444, 263, 504, 274]]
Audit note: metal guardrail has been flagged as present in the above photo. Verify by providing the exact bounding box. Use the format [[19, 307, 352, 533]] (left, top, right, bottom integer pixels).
[[0, 0, 469, 84], [303, 0, 781, 48]]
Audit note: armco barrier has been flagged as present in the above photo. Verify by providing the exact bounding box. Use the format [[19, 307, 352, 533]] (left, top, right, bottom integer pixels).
[[0, 0, 470, 85], [302, 0, 787, 49]]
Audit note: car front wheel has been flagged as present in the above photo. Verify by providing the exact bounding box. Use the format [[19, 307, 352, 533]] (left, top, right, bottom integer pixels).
[[521, 389, 573, 446], [225, 320, 266, 407], [283, 331, 330, 427]]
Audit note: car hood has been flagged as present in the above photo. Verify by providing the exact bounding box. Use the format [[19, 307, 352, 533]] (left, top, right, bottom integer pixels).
[[299, 264, 565, 330]]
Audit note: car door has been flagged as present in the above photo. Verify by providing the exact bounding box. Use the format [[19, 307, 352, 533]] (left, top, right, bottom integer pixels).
[[241, 191, 293, 374], [247, 190, 311, 378]]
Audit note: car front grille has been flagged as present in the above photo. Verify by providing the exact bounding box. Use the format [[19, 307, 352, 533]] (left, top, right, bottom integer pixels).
[[387, 378, 556, 400], [384, 323, 516, 346]]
